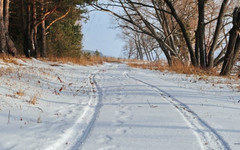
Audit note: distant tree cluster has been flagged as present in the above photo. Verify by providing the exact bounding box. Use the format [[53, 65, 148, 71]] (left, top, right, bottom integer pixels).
[[93, 0, 240, 75], [0, 0, 95, 58]]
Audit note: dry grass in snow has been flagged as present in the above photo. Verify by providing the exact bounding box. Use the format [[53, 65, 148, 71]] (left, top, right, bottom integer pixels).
[[128, 59, 218, 76], [128, 59, 240, 91]]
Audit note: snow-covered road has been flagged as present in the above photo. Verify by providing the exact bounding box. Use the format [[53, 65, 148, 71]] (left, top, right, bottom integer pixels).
[[0, 60, 240, 150], [81, 64, 201, 150], [80, 63, 232, 150]]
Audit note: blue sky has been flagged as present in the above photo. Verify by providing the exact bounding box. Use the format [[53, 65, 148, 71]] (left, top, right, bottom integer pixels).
[[82, 10, 125, 58]]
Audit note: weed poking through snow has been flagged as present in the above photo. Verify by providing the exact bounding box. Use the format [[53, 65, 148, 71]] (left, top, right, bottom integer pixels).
[[28, 96, 38, 105], [16, 88, 24, 97]]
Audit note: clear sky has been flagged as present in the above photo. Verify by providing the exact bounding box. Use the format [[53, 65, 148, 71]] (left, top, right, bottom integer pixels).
[[82, 9, 125, 58]]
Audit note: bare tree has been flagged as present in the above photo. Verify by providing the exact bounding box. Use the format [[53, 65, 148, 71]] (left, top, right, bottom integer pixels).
[[93, 0, 182, 66], [122, 28, 160, 60], [92, 0, 238, 74]]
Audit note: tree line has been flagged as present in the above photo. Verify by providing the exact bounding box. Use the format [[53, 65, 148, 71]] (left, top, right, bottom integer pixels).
[[93, 0, 240, 75], [0, 0, 95, 58]]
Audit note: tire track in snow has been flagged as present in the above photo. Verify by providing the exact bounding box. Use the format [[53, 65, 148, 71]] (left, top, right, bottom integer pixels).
[[73, 71, 103, 150], [45, 71, 103, 150], [126, 72, 230, 150]]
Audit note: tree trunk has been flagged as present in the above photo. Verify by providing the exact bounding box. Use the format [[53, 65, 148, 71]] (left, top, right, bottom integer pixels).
[[162, 46, 172, 66], [230, 36, 240, 68], [0, 0, 7, 53], [141, 34, 150, 61], [21, 0, 25, 32], [3, 0, 9, 32], [154, 50, 160, 61], [197, 0, 206, 68], [220, 7, 240, 75], [24, 0, 31, 57], [31, 0, 38, 57], [0, 0, 16, 55], [195, 30, 200, 66], [207, 0, 229, 68], [155, 38, 172, 66], [135, 36, 143, 60], [4, 0, 16, 55], [40, 0, 46, 57], [24, 0, 37, 58], [220, 29, 240, 75], [6, 36, 17, 56]]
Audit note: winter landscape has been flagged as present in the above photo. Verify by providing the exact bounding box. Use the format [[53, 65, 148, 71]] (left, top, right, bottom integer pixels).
[[0, 58, 240, 150], [0, 1, 240, 149]]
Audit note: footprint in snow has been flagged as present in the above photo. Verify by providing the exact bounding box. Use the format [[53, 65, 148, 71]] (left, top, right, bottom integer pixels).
[[96, 135, 113, 144], [115, 127, 128, 134]]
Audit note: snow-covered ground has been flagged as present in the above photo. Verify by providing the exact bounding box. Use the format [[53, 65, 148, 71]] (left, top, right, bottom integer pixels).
[[0, 59, 240, 150]]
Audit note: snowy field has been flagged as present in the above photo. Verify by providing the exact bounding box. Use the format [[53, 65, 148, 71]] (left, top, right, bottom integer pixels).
[[0, 59, 240, 150]]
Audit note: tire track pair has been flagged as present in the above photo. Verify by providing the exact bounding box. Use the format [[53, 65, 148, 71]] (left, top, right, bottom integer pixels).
[[75, 71, 103, 150], [125, 72, 230, 150], [46, 71, 103, 150]]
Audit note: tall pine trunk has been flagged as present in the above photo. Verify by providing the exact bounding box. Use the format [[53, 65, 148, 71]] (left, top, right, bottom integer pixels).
[[24, 0, 31, 57], [31, 0, 38, 57], [24, 0, 37, 57], [4, 0, 17, 55], [40, 0, 46, 57], [0, 0, 7, 53], [0, 0, 16, 55], [20, 0, 25, 38]]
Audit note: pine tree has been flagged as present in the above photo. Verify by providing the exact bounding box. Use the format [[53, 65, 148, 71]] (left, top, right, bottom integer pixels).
[[8, 0, 95, 57]]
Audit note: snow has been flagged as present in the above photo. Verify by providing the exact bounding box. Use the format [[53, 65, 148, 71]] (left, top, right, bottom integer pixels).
[[0, 59, 240, 150]]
